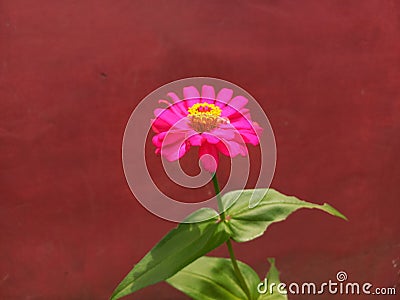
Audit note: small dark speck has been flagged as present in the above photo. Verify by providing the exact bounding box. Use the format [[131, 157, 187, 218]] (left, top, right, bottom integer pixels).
[[100, 72, 107, 79]]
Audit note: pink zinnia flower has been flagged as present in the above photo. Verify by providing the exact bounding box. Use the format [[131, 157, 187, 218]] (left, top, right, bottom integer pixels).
[[151, 85, 262, 172]]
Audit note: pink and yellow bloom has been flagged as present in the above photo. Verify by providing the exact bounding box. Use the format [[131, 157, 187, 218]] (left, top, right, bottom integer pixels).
[[151, 85, 262, 172]]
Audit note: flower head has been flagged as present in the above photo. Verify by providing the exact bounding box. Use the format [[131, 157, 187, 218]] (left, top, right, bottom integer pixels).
[[151, 85, 262, 172]]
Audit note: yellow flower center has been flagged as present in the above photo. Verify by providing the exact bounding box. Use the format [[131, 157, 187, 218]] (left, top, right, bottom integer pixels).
[[187, 103, 222, 117], [187, 103, 229, 132]]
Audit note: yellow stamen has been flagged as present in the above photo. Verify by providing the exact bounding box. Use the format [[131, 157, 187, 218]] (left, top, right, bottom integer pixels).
[[187, 103, 222, 117], [187, 103, 229, 132]]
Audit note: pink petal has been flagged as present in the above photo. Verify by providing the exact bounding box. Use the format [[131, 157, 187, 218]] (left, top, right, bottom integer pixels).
[[221, 96, 249, 117], [216, 141, 229, 156], [152, 132, 167, 147], [229, 96, 248, 110], [202, 132, 220, 144], [167, 93, 188, 116], [161, 131, 186, 146], [151, 117, 171, 133], [161, 131, 189, 161], [187, 134, 204, 146], [230, 116, 254, 130], [199, 143, 219, 173], [216, 139, 244, 157], [168, 118, 192, 131], [167, 92, 181, 103], [201, 85, 216, 104], [239, 129, 261, 145], [216, 88, 233, 104], [253, 122, 263, 136], [224, 140, 242, 157], [210, 125, 236, 140], [171, 102, 187, 117], [183, 86, 200, 108], [154, 108, 181, 125]]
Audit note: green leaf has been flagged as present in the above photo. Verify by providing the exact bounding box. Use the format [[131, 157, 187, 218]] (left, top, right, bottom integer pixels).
[[258, 258, 288, 300], [110, 208, 229, 300], [222, 188, 347, 242], [167, 256, 260, 300]]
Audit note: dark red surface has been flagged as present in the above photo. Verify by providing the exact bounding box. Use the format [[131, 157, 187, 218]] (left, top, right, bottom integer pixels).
[[1, 1, 399, 299]]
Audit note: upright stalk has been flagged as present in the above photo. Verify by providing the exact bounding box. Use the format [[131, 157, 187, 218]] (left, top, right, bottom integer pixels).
[[211, 173, 225, 220], [211, 173, 252, 300]]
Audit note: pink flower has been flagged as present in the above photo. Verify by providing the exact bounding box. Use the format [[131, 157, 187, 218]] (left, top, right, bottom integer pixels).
[[151, 85, 262, 172]]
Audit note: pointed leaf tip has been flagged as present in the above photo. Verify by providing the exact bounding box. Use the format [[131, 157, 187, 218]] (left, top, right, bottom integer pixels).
[[221, 188, 347, 242], [321, 203, 348, 221]]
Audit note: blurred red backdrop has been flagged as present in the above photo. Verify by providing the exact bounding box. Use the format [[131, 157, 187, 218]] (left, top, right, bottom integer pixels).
[[1, 1, 399, 299]]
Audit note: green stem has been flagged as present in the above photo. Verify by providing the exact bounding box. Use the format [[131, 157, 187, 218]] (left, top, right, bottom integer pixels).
[[211, 173, 225, 220], [226, 239, 252, 300], [211, 173, 252, 300]]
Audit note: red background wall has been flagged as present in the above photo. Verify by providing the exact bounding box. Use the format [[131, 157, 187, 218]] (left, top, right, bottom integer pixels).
[[1, 1, 399, 299]]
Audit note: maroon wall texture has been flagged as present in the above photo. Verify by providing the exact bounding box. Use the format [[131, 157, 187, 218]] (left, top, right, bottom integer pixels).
[[1, 1, 399, 299]]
